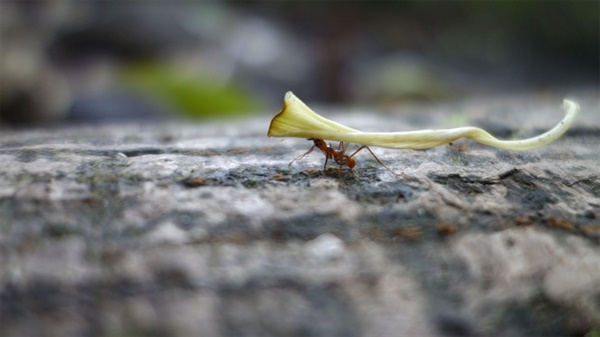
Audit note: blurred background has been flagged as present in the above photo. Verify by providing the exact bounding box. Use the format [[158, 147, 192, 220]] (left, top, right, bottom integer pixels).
[[0, 1, 598, 127]]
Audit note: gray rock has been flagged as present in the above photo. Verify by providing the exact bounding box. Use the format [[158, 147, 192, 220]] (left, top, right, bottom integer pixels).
[[0, 93, 598, 336]]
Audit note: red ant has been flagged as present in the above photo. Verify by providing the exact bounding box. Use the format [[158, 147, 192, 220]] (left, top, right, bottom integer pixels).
[[289, 138, 395, 175]]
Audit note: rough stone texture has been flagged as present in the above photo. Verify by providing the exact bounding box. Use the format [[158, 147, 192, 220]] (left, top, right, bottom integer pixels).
[[0, 93, 599, 337]]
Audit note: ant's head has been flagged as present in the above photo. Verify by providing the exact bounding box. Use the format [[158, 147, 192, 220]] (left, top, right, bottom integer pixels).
[[345, 156, 356, 168], [312, 139, 328, 150]]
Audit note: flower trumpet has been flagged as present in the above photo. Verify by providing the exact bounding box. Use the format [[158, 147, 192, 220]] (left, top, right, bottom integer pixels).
[[267, 92, 579, 151]]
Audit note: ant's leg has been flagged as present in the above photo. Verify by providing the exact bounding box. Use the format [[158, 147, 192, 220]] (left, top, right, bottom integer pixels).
[[349, 146, 399, 175], [329, 142, 344, 171], [363, 146, 400, 175], [322, 155, 329, 175], [289, 145, 315, 167], [335, 142, 348, 170], [348, 145, 366, 158]]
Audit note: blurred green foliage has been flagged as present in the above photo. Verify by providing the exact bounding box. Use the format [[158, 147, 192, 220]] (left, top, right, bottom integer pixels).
[[586, 328, 600, 337], [120, 63, 263, 119]]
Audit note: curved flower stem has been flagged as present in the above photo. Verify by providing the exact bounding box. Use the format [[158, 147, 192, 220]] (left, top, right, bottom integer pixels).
[[268, 92, 579, 151]]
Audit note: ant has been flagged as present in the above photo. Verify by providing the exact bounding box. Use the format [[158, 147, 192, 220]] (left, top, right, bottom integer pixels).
[[289, 138, 396, 175]]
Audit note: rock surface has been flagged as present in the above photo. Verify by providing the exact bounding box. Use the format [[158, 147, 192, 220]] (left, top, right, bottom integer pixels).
[[1, 93, 599, 337]]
